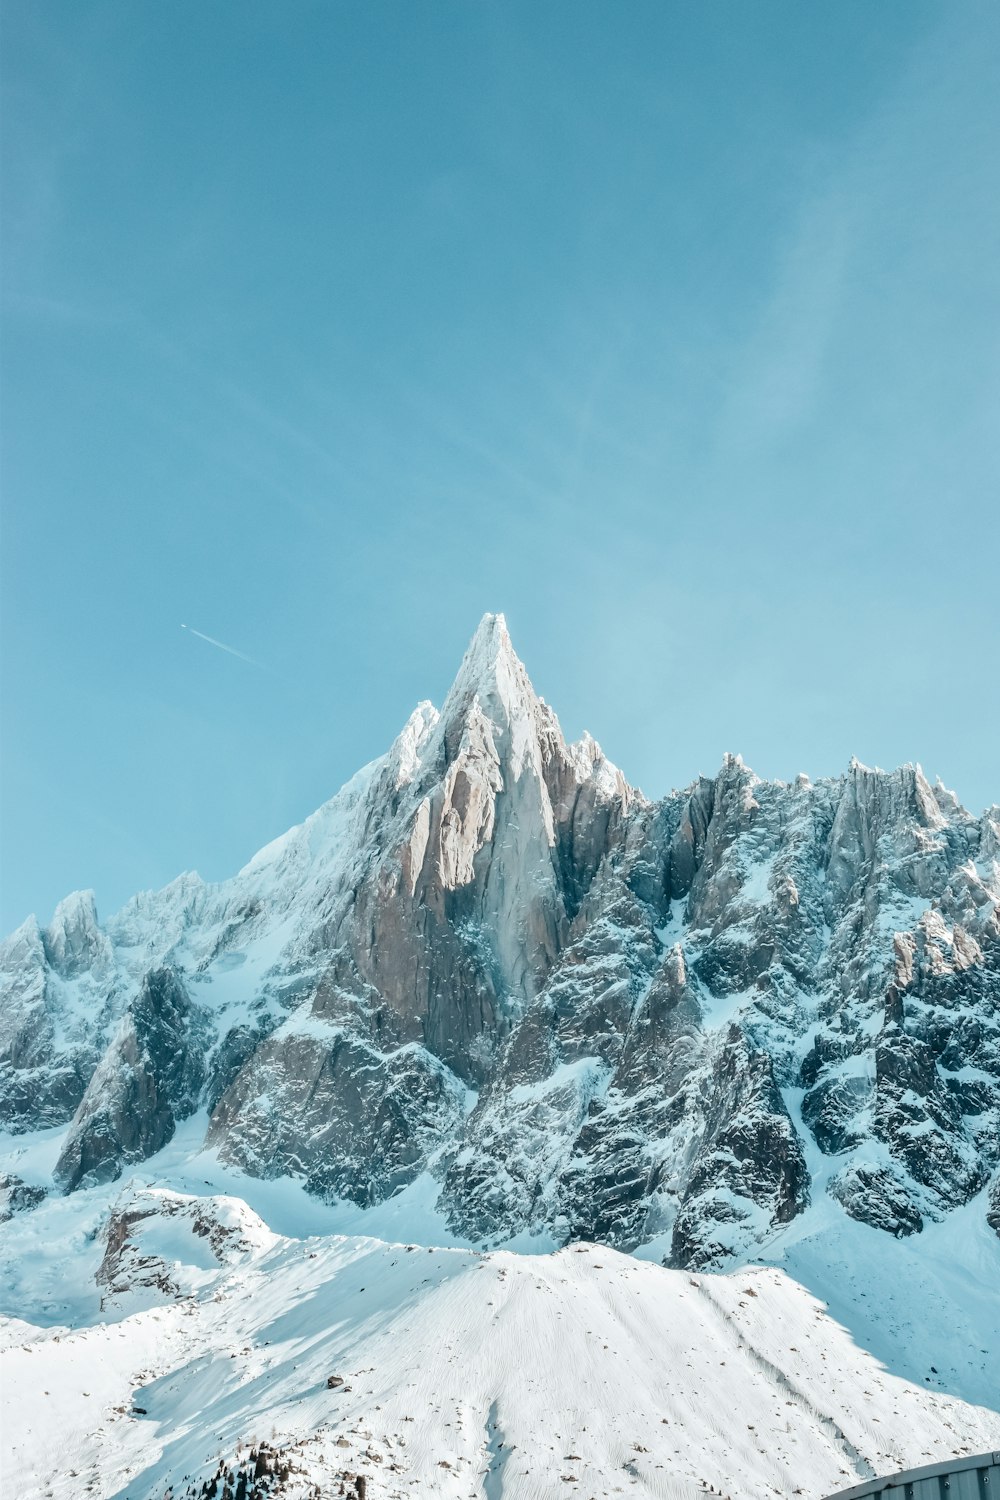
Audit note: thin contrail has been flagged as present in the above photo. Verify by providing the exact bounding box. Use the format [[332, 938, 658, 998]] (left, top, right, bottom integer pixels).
[[180, 623, 262, 668]]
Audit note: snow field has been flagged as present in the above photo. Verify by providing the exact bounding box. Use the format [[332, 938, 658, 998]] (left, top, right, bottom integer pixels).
[[3, 1222, 999, 1500]]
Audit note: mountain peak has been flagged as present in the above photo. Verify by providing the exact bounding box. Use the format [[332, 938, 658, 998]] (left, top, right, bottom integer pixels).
[[453, 611, 516, 685], [440, 612, 545, 743], [472, 608, 509, 643], [42, 888, 111, 979]]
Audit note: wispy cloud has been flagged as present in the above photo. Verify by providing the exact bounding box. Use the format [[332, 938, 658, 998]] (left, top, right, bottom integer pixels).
[[0, 290, 124, 327], [715, 5, 1000, 468], [180, 624, 263, 669], [717, 187, 854, 456]]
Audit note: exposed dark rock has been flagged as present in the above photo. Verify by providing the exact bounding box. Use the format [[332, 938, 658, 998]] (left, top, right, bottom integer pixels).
[[801, 1074, 873, 1155], [829, 1164, 924, 1237], [207, 1026, 467, 1206], [987, 1176, 1000, 1240], [0, 1171, 46, 1221], [670, 1027, 810, 1269], [54, 967, 208, 1192]]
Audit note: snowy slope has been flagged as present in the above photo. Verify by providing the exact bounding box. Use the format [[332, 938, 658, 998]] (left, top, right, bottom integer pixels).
[[3, 1179, 999, 1500], [2, 1114, 999, 1500]]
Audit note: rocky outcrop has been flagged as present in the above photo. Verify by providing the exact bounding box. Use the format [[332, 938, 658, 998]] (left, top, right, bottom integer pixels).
[[0, 1171, 47, 1222], [54, 967, 208, 1191], [0, 913, 109, 1131], [829, 1163, 924, 1237], [42, 890, 113, 980], [988, 1174, 1000, 1240], [669, 1026, 810, 1268], [96, 1184, 274, 1308], [2, 614, 998, 1268], [206, 1021, 469, 1204]]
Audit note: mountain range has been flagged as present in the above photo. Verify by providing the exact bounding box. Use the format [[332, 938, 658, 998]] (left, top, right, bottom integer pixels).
[[2, 613, 999, 1499], [4, 612, 998, 1266]]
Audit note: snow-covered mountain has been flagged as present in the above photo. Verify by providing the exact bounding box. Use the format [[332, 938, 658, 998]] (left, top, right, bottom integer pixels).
[[3, 613, 1000, 1499], [4, 613, 998, 1267]]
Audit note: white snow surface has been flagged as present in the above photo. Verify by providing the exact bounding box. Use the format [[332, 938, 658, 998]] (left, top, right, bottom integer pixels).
[[4, 1202, 1000, 1500], [2, 1122, 999, 1500]]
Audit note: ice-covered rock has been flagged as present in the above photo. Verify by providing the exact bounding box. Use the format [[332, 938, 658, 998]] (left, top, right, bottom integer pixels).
[[0, 1172, 46, 1223]]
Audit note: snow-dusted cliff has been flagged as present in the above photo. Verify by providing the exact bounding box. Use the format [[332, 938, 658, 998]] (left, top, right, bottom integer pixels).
[[2, 614, 999, 1270]]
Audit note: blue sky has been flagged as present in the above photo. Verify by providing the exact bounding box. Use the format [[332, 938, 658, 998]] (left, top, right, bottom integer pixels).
[[2, 1, 998, 932]]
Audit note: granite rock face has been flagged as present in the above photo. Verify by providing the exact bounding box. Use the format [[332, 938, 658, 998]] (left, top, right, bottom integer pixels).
[[2, 615, 998, 1267], [988, 1174, 1000, 1240], [53, 967, 208, 1192]]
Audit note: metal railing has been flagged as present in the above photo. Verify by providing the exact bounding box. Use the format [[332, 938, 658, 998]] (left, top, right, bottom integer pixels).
[[825, 1451, 1000, 1499]]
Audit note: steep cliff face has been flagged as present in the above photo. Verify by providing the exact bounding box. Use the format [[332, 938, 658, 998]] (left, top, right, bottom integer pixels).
[[0, 895, 119, 1131], [54, 967, 209, 1192], [2, 615, 998, 1269]]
